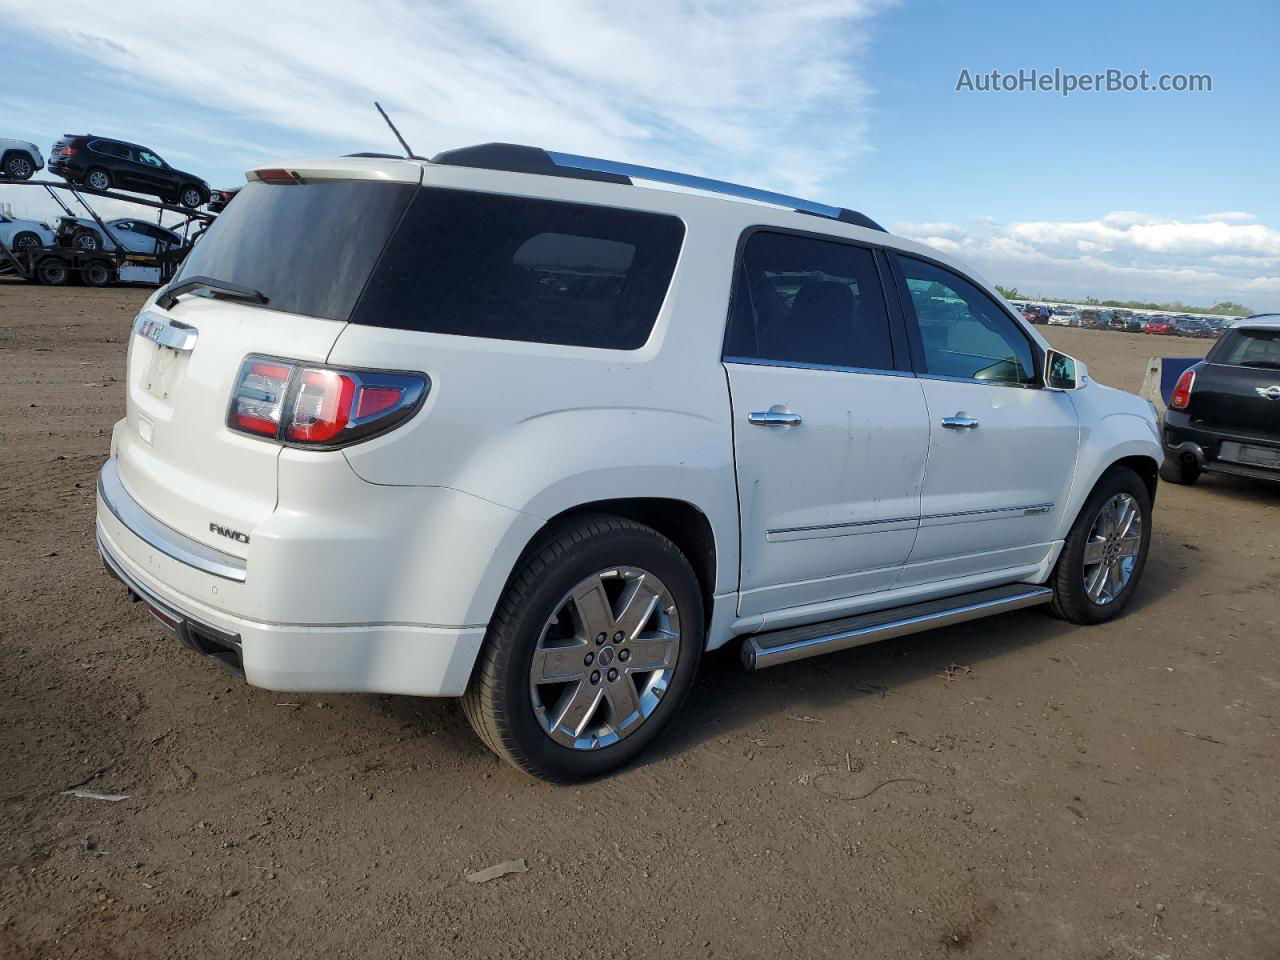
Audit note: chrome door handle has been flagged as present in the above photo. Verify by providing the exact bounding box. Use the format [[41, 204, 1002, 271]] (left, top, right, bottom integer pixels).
[[749, 411, 803, 426], [941, 416, 979, 430]]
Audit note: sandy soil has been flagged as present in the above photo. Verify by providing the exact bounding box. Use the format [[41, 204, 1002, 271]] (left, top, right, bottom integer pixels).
[[1, 279, 1277, 959]]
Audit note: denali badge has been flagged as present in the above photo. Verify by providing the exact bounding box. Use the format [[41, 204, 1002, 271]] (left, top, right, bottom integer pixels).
[[210, 522, 250, 545]]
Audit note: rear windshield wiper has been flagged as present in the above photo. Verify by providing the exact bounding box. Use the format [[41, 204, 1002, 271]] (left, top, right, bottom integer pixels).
[[157, 275, 269, 310]]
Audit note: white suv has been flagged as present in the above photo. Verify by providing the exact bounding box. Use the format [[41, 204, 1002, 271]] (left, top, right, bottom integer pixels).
[[96, 144, 1162, 780]]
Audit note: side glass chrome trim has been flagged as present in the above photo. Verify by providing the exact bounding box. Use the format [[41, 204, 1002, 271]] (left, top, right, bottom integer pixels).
[[724, 355, 915, 379], [97, 459, 247, 582]]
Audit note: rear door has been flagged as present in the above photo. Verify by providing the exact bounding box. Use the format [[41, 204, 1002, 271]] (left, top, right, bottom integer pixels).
[[889, 253, 1079, 586], [114, 171, 420, 556], [723, 230, 930, 618]]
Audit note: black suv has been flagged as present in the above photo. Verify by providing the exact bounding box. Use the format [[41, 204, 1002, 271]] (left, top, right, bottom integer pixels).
[[48, 135, 210, 209]]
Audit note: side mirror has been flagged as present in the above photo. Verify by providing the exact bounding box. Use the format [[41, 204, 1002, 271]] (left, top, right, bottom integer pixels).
[[1045, 349, 1087, 390]]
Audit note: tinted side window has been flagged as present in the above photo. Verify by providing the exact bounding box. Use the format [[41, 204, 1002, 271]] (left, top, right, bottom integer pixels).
[[896, 256, 1036, 385], [354, 189, 684, 350], [723, 231, 895, 371]]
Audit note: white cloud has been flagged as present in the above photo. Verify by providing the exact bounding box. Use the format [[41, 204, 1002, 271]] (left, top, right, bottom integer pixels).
[[0, 0, 891, 198], [893, 213, 1280, 310], [1197, 211, 1257, 223]]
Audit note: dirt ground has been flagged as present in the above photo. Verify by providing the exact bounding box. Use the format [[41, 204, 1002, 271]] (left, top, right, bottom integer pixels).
[[1, 278, 1277, 960]]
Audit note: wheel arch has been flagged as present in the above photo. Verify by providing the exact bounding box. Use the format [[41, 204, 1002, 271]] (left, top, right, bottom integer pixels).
[[533, 498, 718, 628], [1110, 454, 1159, 505]]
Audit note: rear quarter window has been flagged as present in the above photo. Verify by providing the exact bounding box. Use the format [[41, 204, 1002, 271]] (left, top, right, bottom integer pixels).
[[352, 188, 685, 350]]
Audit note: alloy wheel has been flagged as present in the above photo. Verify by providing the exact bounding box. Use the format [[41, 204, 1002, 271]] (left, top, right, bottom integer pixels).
[[1082, 493, 1143, 604], [8, 157, 33, 179], [87, 171, 110, 190], [529, 566, 681, 750]]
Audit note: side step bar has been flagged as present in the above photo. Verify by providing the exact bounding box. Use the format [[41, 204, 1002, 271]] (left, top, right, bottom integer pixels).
[[741, 584, 1053, 671]]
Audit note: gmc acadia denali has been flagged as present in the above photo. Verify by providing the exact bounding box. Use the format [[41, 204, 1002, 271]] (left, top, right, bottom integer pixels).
[[96, 144, 1162, 780]]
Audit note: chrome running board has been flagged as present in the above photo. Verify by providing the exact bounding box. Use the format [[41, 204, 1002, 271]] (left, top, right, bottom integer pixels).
[[740, 584, 1053, 670]]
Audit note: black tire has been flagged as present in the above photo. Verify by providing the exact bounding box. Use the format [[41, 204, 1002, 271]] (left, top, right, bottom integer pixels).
[[1159, 454, 1200, 485], [84, 167, 112, 192], [11, 231, 41, 253], [3, 152, 36, 180], [36, 258, 70, 286], [81, 260, 113, 287], [463, 515, 704, 782], [73, 229, 101, 252], [1048, 467, 1152, 624], [178, 185, 204, 209]]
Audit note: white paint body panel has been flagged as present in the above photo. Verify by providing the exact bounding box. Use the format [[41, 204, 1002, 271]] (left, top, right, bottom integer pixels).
[[96, 154, 1161, 696]]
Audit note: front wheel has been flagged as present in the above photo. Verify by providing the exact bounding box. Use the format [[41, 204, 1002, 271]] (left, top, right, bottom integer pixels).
[[1048, 467, 1152, 624], [463, 515, 704, 781], [179, 185, 204, 209]]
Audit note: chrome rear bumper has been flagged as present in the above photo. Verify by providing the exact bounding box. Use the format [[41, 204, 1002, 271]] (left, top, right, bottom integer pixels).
[[97, 458, 246, 582]]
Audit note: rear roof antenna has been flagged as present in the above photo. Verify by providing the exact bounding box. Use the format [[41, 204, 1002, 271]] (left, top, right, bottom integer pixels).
[[374, 101, 416, 160]]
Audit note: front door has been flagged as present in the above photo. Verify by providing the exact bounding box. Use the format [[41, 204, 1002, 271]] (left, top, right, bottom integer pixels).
[[723, 230, 931, 618], [889, 253, 1080, 586]]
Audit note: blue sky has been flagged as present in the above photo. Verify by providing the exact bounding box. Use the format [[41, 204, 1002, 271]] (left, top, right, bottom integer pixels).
[[2, 0, 1277, 309]]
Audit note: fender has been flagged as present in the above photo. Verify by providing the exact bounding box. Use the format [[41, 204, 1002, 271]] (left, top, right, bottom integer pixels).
[[1055, 404, 1162, 541]]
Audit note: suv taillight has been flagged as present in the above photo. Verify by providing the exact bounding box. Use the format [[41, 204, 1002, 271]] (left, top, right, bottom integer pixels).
[[228, 355, 428, 447], [1169, 368, 1196, 410]]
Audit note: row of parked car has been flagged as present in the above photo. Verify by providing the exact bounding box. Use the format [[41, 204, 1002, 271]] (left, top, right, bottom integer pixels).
[[1014, 302, 1231, 339]]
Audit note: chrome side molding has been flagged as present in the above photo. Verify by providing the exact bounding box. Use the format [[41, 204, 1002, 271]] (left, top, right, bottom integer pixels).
[[741, 584, 1053, 670]]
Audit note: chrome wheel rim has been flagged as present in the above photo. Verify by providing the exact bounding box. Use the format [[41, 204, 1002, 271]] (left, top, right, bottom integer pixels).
[[10, 158, 32, 178], [1082, 493, 1142, 605], [182, 189, 200, 207], [87, 171, 109, 190], [76, 235, 97, 251], [15, 235, 38, 251], [530, 566, 681, 751]]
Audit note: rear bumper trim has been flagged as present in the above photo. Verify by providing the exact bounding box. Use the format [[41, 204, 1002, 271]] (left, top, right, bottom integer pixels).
[[97, 458, 247, 582]]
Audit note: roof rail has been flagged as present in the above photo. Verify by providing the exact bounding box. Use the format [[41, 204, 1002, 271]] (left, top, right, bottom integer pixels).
[[429, 143, 885, 231]]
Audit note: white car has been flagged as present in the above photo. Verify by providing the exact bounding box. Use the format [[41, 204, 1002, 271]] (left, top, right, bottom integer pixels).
[[60, 216, 184, 254], [96, 146, 1162, 780], [0, 211, 54, 252], [0, 138, 44, 180], [1047, 306, 1082, 326]]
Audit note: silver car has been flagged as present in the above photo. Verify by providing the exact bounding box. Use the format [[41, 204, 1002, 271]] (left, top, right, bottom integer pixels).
[[0, 212, 54, 252], [61, 216, 185, 254]]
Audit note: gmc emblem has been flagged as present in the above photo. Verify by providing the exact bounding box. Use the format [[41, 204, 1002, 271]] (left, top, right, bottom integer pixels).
[[210, 522, 250, 545]]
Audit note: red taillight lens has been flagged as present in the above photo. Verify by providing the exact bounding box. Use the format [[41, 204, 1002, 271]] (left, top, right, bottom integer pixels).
[[1170, 369, 1196, 410], [253, 168, 301, 184], [228, 355, 427, 447], [230, 359, 292, 437]]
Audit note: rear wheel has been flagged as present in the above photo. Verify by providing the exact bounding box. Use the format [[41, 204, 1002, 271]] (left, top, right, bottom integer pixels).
[[4, 153, 35, 180], [84, 168, 112, 191], [463, 515, 704, 781], [81, 260, 113, 287], [1048, 467, 1152, 624], [1159, 454, 1200, 485], [36, 258, 70, 286]]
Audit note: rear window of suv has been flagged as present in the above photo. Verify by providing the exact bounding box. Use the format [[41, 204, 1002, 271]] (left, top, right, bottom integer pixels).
[[354, 188, 685, 349]]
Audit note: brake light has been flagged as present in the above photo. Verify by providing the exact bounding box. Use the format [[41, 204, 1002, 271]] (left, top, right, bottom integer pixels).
[[1170, 368, 1196, 410], [228, 356, 428, 447], [253, 168, 302, 184], [61, 146, 78, 156]]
